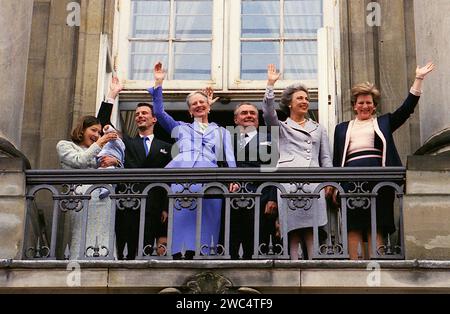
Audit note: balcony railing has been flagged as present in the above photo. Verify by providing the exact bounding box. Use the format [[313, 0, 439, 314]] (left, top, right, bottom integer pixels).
[[23, 167, 406, 261]]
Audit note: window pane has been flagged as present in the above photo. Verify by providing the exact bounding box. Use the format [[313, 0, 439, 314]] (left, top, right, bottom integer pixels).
[[131, 1, 170, 39], [242, 0, 279, 38], [130, 42, 168, 80], [284, 0, 323, 37], [173, 42, 211, 80], [175, 0, 212, 39], [132, 0, 170, 14], [285, 0, 322, 15], [284, 41, 317, 80], [241, 42, 279, 80]]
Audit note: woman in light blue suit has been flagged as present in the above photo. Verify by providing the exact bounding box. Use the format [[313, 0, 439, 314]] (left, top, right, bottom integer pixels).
[[147, 63, 237, 259]]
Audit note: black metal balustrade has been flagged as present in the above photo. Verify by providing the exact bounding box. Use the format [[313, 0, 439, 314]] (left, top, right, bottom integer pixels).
[[23, 167, 406, 260]]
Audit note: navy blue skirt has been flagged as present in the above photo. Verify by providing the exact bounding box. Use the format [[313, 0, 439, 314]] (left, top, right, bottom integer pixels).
[[343, 157, 396, 235]]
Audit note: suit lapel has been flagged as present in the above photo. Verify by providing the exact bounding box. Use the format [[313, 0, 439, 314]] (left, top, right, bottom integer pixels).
[[203, 122, 219, 137], [149, 137, 162, 158], [303, 119, 319, 133], [342, 120, 354, 167], [372, 118, 387, 166], [189, 121, 204, 136], [286, 118, 318, 134]]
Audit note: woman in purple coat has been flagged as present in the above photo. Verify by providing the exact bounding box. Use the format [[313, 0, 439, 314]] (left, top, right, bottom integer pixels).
[[147, 63, 237, 259]]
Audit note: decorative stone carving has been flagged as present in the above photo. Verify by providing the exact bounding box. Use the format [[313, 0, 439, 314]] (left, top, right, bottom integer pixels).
[[158, 271, 261, 294]]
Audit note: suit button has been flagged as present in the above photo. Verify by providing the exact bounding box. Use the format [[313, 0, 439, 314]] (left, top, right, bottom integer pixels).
[[306, 157, 311, 160], [306, 140, 311, 144], [306, 149, 311, 153]]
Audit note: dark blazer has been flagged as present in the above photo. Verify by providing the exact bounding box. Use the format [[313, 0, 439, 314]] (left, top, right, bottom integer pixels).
[[98, 101, 172, 259], [117, 133, 172, 259], [122, 134, 172, 169], [333, 93, 420, 167], [230, 131, 278, 259], [233, 132, 277, 202]]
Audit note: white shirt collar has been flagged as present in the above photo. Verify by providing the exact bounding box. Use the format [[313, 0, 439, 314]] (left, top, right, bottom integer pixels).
[[139, 134, 155, 140], [245, 130, 257, 140]]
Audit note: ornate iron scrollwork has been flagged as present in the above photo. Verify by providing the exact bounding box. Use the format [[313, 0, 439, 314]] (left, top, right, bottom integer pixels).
[[230, 182, 256, 210], [143, 239, 168, 257], [347, 181, 371, 210], [289, 182, 311, 193], [85, 236, 109, 258], [287, 196, 313, 211], [116, 183, 141, 210], [319, 243, 344, 255], [200, 236, 225, 256], [231, 196, 255, 210], [376, 234, 402, 256], [173, 183, 197, 211], [59, 184, 83, 212], [26, 237, 50, 259], [258, 235, 283, 256]]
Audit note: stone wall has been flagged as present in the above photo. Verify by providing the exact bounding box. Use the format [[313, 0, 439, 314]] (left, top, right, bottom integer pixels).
[[21, 0, 116, 169], [338, 0, 420, 162], [0, 0, 34, 149], [0, 159, 27, 259], [414, 0, 450, 146], [404, 156, 450, 259]]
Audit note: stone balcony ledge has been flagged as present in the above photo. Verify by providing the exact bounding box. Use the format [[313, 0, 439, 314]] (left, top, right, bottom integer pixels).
[[2, 259, 450, 293], [2, 259, 450, 269]]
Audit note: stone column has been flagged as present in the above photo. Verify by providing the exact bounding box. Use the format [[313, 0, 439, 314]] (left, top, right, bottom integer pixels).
[[0, 0, 34, 150], [414, 0, 450, 150], [0, 0, 33, 259]]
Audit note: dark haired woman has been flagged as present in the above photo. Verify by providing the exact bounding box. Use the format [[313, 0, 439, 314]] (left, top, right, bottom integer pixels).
[[56, 115, 118, 259], [262, 64, 333, 260]]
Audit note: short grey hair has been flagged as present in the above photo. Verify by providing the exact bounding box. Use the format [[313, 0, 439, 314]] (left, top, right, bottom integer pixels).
[[233, 102, 259, 116], [186, 91, 209, 108], [280, 83, 309, 115]]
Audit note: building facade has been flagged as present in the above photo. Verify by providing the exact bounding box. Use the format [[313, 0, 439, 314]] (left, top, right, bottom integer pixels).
[[1, 0, 450, 293]]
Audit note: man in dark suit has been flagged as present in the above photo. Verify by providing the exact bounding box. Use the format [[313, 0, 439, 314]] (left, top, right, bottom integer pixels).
[[103, 79, 172, 260], [230, 102, 278, 259]]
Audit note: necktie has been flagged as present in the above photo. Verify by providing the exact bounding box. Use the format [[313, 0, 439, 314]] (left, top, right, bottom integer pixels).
[[239, 133, 248, 149], [143, 137, 149, 156]]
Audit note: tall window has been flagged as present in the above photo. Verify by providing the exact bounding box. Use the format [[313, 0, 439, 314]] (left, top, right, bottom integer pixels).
[[118, 0, 223, 89], [229, 0, 323, 89], [118, 0, 328, 91], [129, 0, 213, 80], [242, 0, 321, 80]]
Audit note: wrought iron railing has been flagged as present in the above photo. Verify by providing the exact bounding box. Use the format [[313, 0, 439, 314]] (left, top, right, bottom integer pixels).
[[24, 168, 406, 260]]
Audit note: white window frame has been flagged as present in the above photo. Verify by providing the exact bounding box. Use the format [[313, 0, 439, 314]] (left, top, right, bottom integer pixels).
[[228, 0, 334, 90], [96, 34, 120, 125], [318, 0, 341, 147], [117, 0, 224, 91]]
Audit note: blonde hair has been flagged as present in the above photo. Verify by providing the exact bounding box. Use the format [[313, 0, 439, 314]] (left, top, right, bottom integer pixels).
[[351, 82, 381, 107], [186, 91, 209, 107]]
